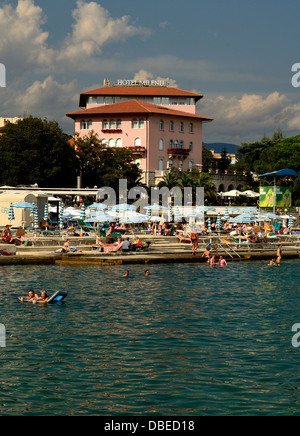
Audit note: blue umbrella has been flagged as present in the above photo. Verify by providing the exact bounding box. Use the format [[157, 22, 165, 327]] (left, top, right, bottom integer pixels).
[[13, 201, 37, 210], [8, 203, 15, 221], [168, 205, 173, 222], [289, 214, 294, 228], [112, 204, 136, 212], [89, 203, 109, 211], [224, 207, 230, 221]]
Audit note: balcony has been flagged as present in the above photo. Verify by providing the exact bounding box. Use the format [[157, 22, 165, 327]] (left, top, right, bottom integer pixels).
[[128, 146, 146, 156], [168, 148, 191, 157], [101, 129, 123, 134]]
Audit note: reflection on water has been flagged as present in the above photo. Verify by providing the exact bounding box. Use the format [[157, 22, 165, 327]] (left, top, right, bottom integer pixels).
[[0, 260, 300, 415]]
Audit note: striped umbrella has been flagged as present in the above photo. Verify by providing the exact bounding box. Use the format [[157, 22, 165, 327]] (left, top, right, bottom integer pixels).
[[8, 202, 15, 221], [147, 206, 152, 221], [174, 206, 181, 223], [80, 203, 86, 220], [224, 207, 230, 221], [207, 217, 211, 232], [288, 214, 294, 228], [168, 205, 173, 222], [44, 203, 49, 221], [216, 212, 222, 229], [34, 207, 39, 228], [59, 203, 64, 229]]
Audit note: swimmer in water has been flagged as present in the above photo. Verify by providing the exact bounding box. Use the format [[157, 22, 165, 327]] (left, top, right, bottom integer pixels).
[[219, 256, 227, 267], [20, 290, 38, 303], [123, 270, 130, 278], [36, 290, 49, 304]]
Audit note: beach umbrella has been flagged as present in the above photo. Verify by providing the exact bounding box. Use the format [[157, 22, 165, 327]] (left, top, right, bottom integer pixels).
[[13, 201, 37, 210], [242, 190, 260, 198], [147, 206, 152, 221], [44, 203, 49, 221], [194, 206, 216, 213], [34, 207, 39, 229], [168, 205, 173, 222], [174, 206, 181, 222], [112, 204, 136, 212], [59, 204, 64, 229], [207, 217, 211, 232], [224, 207, 230, 221], [144, 205, 169, 211], [150, 216, 161, 222], [8, 203, 15, 221], [222, 190, 244, 198], [80, 203, 86, 220], [89, 203, 109, 211], [216, 212, 222, 229], [288, 214, 294, 228]]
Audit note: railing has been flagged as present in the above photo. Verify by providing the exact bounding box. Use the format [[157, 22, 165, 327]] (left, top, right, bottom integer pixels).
[[168, 148, 191, 157], [128, 146, 146, 155]]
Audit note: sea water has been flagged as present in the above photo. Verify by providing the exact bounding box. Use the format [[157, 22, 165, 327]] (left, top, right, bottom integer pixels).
[[0, 259, 299, 416]]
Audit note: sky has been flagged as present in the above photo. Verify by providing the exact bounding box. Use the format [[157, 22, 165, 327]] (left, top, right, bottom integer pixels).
[[1, 0, 300, 144]]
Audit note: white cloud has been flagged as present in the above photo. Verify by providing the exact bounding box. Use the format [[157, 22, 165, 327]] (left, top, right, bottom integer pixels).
[[199, 92, 300, 143], [0, 0, 54, 72], [133, 69, 178, 87], [58, 1, 151, 66], [2, 76, 79, 125]]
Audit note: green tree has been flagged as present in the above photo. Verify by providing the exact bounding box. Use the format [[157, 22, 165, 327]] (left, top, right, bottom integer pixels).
[[73, 132, 143, 190], [217, 148, 231, 172], [194, 172, 217, 202], [0, 116, 76, 187], [158, 172, 180, 190]]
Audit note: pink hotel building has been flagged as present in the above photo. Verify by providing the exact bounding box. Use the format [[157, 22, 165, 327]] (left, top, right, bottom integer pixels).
[[66, 84, 213, 186]]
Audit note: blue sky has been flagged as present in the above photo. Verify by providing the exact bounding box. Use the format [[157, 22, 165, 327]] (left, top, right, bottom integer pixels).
[[1, 0, 300, 144]]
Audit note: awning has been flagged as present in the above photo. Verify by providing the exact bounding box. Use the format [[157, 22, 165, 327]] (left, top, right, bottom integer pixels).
[[257, 169, 299, 178]]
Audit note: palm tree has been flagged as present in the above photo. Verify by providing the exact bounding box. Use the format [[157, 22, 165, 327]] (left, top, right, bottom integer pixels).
[[178, 172, 195, 189], [195, 173, 217, 202], [158, 172, 180, 190]]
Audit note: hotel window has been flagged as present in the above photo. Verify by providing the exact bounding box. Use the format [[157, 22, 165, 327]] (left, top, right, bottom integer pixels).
[[179, 122, 184, 133], [116, 138, 122, 148], [189, 141, 194, 152], [158, 158, 165, 171], [117, 119, 122, 129], [169, 140, 174, 148], [189, 123, 194, 133], [169, 121, 174, 132], [109, 120, 116, 129], [188, 160, 194, 170], [102, 120, 108, 130], [108, 139, 115, 148], [105, 97, 113, 104], [132, 119, 138, 129], [134, 138, 142, 147], [180, 141, 184, 149], [168, 159, 174, 169], [80, 120, 87, 130], [87, 120, 93, 130], [159, 139, 164, 151], [179, 160, 184, 169], [159, 120, 164, 131], [97, 96, 105, 104], [154, 97, 161, 105], [139, 119, 145, 129], [174, 140, 179, 149]]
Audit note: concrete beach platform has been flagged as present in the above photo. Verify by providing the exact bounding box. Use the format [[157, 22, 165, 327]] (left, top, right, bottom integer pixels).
[[0, 235, 299, 266]]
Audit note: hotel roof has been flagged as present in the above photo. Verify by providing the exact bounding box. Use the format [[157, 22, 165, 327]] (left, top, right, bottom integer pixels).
[[79, 86, 203, 107], [67, 100, 213, 122]]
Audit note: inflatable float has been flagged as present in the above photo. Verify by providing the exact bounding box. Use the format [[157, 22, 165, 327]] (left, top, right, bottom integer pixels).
[[19, 290, 68, 304]]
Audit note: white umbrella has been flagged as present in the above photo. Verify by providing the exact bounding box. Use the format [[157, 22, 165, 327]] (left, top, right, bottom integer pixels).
[[242, 190, 260, 198], [222, 190, 244, 197]]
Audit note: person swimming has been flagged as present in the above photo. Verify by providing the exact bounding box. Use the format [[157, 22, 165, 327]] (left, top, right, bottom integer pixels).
[[20, 290, 38, 303], [36, 290, 49, 304], [219, 256, 227, 267]]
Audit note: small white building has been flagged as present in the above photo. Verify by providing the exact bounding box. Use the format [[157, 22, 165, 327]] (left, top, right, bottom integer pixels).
[[0, 191, 48, 227]]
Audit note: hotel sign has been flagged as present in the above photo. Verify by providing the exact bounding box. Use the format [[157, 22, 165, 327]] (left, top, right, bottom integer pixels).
[[117, 79, 166, 86]]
